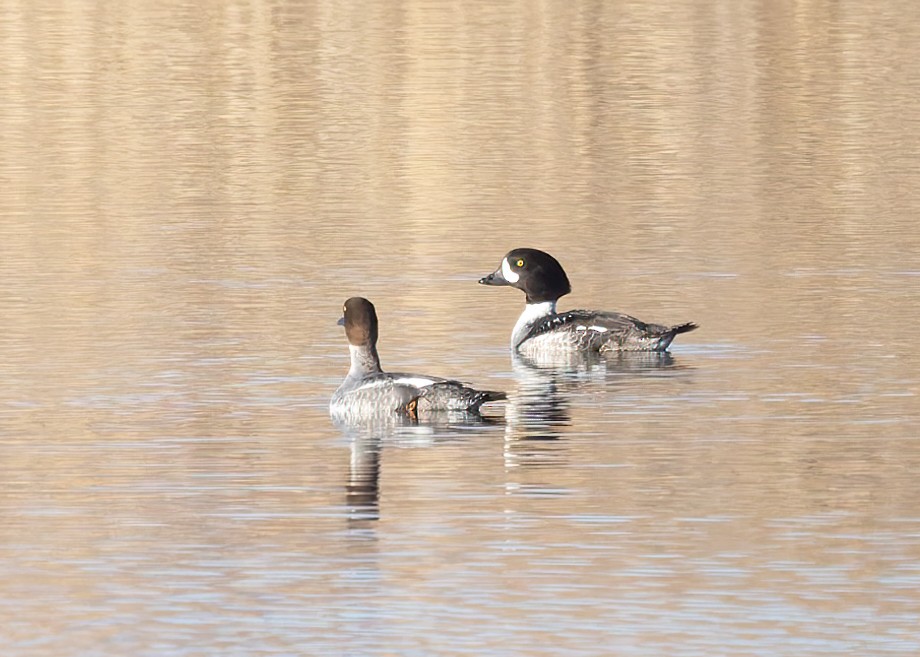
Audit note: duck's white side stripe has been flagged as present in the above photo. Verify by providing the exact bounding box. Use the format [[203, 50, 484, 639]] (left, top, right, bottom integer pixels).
[[391, 376, 438, 388], [353, 376, 437, 389]]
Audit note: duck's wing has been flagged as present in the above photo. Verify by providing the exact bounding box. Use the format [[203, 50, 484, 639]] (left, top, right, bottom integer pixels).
[[384, 371, 504, 413], [521, 310, 697, 352], [416, 380, 506, 413], [518, 309, 632, 350], [340, 373, 426, 413], [354, 372, 504, 415]]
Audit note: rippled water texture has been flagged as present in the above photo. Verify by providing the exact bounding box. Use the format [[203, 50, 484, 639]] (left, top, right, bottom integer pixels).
[[2, 1, 920, 655]]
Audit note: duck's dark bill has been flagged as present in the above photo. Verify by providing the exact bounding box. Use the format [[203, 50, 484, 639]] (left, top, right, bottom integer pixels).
[[337, 316, 345, 326], [479, 269, 510, 286]]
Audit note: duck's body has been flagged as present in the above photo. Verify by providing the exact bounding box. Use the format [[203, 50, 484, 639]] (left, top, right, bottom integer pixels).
[[480, 248, 697, 356], [331, 368, 503, 416], [512, 304, 697, 357], [330, 297, 505, 418]]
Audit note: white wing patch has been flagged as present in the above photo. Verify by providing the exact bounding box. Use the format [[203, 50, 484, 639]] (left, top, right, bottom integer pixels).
[[392, 376, 437, 388], [501, 257, 520, 284], [574, 324, 607, 333]]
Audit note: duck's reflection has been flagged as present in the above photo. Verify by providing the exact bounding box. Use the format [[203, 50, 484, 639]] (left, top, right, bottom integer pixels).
[[503, 356, 573, 470], [504, 351, 684, 470], [333, 410, 505, 527], [332, 414, 415, 527], [346, 430, 383, 523], [515, 348, 677, 374]]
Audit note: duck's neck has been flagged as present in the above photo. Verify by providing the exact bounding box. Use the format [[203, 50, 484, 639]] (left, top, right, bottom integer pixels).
[[348, 344, 382, 377], [512, 301, 556, 349]]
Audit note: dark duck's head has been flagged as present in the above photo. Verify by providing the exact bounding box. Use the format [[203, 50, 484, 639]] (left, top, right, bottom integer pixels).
[[479, 248, 571, 304]]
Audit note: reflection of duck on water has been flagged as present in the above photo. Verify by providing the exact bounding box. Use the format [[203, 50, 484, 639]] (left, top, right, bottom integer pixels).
[[333, 409, 506, 525], [511, 343, 678, 372], [503, 351, 686, 469], [503, 356, 573, 470], [343, 428, 384, 524], [331, 418, 391, 525]]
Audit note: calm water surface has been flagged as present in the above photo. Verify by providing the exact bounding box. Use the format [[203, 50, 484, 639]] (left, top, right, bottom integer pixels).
[[2, 1, 920, 655]]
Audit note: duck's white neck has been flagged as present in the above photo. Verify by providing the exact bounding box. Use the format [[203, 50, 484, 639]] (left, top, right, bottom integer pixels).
[[512, 301, 556, 349], [348, 344, 382, 377]]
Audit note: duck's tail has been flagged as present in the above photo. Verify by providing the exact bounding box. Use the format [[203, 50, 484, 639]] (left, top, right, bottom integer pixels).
[[671, 322, 699, 335], [469, 389, 507, 412], [650, 321, 699, 352]]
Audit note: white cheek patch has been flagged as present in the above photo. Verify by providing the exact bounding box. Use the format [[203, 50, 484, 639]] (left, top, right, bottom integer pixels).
[[501, 258, 520, 284]]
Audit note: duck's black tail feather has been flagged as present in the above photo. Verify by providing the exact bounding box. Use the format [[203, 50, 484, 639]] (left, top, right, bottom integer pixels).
[[470, 389, 507, 411], [672, 322, 699, 335], [649, 321, 698, 352]]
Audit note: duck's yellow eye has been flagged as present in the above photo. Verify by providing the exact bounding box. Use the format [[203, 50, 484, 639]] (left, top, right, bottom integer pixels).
[[516, 259, 524, 267]]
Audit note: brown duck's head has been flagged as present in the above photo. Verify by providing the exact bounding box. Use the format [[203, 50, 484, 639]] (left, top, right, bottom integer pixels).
[[338, 297, 379, 347]]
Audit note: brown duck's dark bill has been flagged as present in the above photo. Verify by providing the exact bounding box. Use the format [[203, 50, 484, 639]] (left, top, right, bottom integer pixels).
[[337, 316, 345, 326], [479, 268, 510, 286]]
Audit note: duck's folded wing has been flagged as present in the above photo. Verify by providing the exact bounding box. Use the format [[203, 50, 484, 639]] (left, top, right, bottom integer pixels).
[[348, 373, 426, 412], [385, 372, 505, 413], [416, 380, 506, 413], [522, 310, 697, 352], [518, 309, 641, 345]]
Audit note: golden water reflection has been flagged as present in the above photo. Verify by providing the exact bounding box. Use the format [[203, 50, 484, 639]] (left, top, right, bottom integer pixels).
[[2, 0, 919, 655]]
